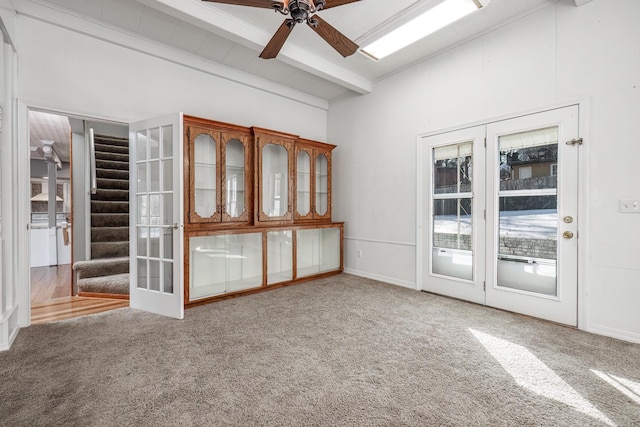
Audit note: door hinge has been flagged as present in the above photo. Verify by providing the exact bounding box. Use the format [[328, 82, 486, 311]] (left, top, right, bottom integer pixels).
[[483, 281, 486, 291], [566, 138, 583, 146], [484, 137, 487, 148], [483, 209, 486, 220]]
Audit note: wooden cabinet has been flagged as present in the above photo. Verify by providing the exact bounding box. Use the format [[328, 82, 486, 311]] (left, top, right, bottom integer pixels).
[[252, 128, 296, 225], [182, 118, 343, 307], [184, 117, 252, 226], [295, 139, 335, 222]]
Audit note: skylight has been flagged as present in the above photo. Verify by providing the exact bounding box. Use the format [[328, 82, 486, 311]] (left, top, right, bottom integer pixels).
[[361, 0, 490, 61]]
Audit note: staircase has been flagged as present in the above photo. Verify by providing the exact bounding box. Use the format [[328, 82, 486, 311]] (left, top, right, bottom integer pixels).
[[73, 135, 130, 298]]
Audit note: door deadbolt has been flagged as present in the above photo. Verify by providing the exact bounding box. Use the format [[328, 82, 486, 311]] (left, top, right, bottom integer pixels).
[[563, 231, 574, 239], [563, 216, 574, 224]]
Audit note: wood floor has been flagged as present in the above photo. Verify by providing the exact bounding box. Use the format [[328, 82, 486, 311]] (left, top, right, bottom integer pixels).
[[31, 264, 129, 324]]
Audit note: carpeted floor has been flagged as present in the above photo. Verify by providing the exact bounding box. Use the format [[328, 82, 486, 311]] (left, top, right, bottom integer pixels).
[[1, 274, 639, 426]]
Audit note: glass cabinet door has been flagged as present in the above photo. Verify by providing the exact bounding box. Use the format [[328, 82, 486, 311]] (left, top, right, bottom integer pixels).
[[296, 148, 312, 220], [257, 136, 294, 223], [190, 128, 220, 222], [315, 153, 329, 218], [296, 227, 341, 278], [222, 132, 251, 222]]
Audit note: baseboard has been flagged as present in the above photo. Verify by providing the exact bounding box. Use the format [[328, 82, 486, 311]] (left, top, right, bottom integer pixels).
[[586, 324, 640, 344], [0, 305, 20, 351], [344, 268, 417, 290]]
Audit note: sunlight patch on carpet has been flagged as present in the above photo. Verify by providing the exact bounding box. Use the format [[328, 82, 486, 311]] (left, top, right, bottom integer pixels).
[[592, 370, 640, 406], [470, 329, 615, 426]]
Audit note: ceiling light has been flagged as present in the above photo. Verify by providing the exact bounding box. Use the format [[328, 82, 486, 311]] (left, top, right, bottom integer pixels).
[[361, 0, 490, 61]]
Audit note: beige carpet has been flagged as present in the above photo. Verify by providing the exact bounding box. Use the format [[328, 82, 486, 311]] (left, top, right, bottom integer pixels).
[[1, 274, 639, 426]]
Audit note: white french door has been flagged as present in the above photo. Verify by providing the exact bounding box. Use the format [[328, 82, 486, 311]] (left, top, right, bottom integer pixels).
[[420, 125, 486, 305], [420, 105, 580, 326], [485, 106, 579, 325], [129, 114, 184, 319]]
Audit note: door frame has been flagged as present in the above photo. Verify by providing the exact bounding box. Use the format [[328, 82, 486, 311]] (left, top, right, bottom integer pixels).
[[416, 99, 589, 329]]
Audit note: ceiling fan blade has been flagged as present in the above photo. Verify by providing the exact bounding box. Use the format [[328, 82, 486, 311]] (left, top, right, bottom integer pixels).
[[260, 19, 295, 59], [308, 15, 358, 57], [322, 0, 361, 10], [201, 0, 277, 8]]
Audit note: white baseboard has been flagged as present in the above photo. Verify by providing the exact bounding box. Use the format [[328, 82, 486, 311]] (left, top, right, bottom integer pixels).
[[344, 268, 417, 290], [586, 324, 640, 344]]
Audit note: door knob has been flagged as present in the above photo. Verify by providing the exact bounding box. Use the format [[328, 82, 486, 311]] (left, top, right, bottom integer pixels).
[[563, 231, 574, 239]]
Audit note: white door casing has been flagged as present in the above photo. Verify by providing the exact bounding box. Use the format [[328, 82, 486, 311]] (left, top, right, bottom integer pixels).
[[129, 114, 184, 319]]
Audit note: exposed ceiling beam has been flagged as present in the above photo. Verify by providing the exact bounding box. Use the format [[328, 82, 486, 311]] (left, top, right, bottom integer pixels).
[[135, 0, 372, 94]]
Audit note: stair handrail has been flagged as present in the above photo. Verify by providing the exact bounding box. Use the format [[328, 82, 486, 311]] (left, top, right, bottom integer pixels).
[[89, 127, 97, 195]]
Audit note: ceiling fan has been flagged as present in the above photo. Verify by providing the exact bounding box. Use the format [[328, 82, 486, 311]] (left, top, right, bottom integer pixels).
[[202, 0, 361, 59]]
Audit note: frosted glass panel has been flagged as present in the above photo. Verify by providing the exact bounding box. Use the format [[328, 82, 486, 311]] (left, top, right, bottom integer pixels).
[[262, 144, 288, 217], [225, 139, 245, 218], [297, 151, 311, 216], [194, 133, 217, 218], [190, 233, 263, 300], [296, 227, 340, 278], [267, 230, 293, 285], [315, 154, 328, 216]]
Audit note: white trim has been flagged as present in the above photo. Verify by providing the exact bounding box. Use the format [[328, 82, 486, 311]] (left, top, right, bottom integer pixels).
[[344, 268, 416, 290], [344, 236, 415, 247], [586, 324, 640, 345], [17, 101, 30, 328], [17, 0, 330, 111], [576, 97, 591, 330]]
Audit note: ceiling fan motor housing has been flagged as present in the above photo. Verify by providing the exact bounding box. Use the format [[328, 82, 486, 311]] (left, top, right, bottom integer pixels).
[[289, 0, 311, 23]]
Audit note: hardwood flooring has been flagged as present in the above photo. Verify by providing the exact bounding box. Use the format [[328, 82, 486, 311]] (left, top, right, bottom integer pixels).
[[31, 264, 129, 324], [31, 297, 129, 324]]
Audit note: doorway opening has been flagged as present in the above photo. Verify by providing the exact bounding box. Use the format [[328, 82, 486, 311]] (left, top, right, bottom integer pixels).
[[28, 109, 130, 323]]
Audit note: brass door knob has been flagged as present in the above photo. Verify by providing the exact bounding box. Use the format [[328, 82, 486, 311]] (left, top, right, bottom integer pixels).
[[563, 231, 574, 239]]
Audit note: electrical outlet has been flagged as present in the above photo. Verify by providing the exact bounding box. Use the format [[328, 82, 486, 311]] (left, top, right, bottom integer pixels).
[[357, 249, 362, 258], [620, 199, 640, 213]]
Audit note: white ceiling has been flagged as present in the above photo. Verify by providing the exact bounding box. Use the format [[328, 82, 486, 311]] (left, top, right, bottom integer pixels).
[[28, 0, 576, 157], [29, 111, 71, 162], [35, 0, 563, 101]]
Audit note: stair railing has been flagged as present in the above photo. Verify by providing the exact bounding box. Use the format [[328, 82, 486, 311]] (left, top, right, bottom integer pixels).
[[89, 128, 97, 195]]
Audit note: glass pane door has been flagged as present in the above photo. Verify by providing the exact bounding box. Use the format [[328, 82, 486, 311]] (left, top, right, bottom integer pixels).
[[296, 150, 311, 217], [193, 132, 217, 220], [224, 138, 245, 219], [262, 143, 289, 218], [130, 114, 184, 319], [485, 106, 579, 326], [420, 125, 486, 305]]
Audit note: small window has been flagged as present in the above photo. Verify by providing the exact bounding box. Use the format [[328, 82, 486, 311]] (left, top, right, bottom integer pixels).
[[518, 166, 532, 180]]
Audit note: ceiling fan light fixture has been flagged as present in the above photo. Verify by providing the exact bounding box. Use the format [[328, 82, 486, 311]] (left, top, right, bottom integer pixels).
[[361, 0, 490, 61]]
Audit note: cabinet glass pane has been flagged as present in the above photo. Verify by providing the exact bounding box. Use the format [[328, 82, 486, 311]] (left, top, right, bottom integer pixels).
[[297, 151, 311, 216], [226, 139, 245, 218], [296, 228, 340, 278], [267, 230, 293, 285], [262, 143, 288, 217], [194, 133, 217, 218], [190, 233, 263, 300], [315, 154, 328, 216]]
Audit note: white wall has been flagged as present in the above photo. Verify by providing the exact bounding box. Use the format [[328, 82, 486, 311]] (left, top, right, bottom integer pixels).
[[329, 0, 640, 342], [17, 15, 328, 141]]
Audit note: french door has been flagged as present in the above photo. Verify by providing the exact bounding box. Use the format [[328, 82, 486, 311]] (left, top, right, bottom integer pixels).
[[420, 105, 580, 326], [129, 114, 184, 319]]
